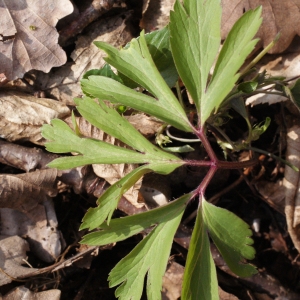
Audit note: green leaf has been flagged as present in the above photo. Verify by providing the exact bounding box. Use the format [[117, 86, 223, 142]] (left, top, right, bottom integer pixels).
[[182, 203, 219, 300], [42, 118, 184, 169], [81, 193, 189, 245], [169, 0, 221, 116], [108, 200, 186, 300], [251, 117, 271, 141], [91, 31, 192, 132], [203, 7, 262, 123], [287, 79, 300, 111], [238, 81, 258, 93], [202, 199, 257, 277], [144, 26, 178, 87], [82, 63, 123, 83]]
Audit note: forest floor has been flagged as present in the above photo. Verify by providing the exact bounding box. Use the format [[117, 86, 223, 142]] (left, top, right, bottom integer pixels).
[[1, 0, 300, 299]]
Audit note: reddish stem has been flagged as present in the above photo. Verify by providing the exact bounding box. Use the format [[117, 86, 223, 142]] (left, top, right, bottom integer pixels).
[[189, 124, 257, 199]]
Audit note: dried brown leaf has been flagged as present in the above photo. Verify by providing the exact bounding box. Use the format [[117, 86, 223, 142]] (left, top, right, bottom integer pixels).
[[0, 235, 38, 286], [0, 0, 73, 80], [0, 91, 70, 144], [126, 113, 163, 138], [283, 124, 300, 252], [221, 0, 300, 54], [0, 198, 62, 263], [162, 262, 183, 300], [3, 286, 60, 300], [0, 169, 57, 212], [255, 180, 285, 214], [27, 13, 133, 105]]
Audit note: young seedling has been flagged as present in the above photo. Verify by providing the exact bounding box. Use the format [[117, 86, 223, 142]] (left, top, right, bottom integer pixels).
[[42, 0, 296, 299]]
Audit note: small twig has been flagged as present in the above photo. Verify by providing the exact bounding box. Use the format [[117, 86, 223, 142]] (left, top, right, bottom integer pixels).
[[0, 268, 27, 282]]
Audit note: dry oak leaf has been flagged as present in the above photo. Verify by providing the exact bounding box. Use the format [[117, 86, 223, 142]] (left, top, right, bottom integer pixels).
[[221, 0, 300, 54], [0, 0, 73, 81], [28, 12, 133, 105]]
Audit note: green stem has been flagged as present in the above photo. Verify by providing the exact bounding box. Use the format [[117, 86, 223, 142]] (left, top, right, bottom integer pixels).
[[175, 81, 185, 109]]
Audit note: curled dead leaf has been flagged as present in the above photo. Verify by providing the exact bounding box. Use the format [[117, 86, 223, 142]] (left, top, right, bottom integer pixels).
[[0, 91, 70, 144], [0, 169, 57, 212], [255, 180, 285, 214], [0, 0, 73, 80], [283, 124, 300, 252]]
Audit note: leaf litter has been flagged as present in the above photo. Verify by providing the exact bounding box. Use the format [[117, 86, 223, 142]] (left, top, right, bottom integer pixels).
[[1, 0, 300, 299]]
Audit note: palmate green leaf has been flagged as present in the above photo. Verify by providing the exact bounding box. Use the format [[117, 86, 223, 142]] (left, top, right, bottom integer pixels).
[[169, 0, 221, 117], [80, 163, 184, 230], [169, 0, 262, 124], [89, 31, 192, 132], [202, 7, 262, 124], [202, 199, 257, 277], [81, 193, 190, 245], [182, 203, 218, 300]]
